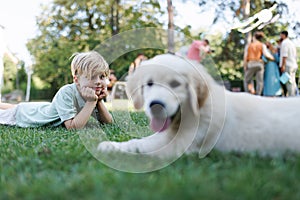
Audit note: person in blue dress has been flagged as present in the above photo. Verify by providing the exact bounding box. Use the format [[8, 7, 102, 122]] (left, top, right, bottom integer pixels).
[[263, 42, 282, 97]]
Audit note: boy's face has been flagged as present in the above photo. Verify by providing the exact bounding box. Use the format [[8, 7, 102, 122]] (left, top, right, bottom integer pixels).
[[280, 33, 286, 40], [75, 72, 107, 96]]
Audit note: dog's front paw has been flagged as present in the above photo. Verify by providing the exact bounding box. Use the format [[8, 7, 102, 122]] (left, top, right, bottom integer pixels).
[[97, 141, 119, 152]]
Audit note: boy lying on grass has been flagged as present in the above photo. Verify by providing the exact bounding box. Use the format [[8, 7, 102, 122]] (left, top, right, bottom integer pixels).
[[0, 51, 113, 129]]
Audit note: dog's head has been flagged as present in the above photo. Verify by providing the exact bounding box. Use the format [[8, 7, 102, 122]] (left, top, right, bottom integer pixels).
[[126, 54, 209, 133]]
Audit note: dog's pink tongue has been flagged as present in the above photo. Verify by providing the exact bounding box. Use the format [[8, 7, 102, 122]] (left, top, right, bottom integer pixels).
[[150, 117, 171, 132]]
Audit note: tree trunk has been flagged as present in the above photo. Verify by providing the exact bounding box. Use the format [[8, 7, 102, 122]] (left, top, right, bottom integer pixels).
[[25, 74, 31, 102], [110, 0, 120, 35], [167, 0, 174, 53], [242, 0, 252, 44]]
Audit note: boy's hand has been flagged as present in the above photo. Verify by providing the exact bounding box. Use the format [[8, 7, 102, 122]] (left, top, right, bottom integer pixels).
[[97, 87, 108, 101], [80, 87, 98, 102]]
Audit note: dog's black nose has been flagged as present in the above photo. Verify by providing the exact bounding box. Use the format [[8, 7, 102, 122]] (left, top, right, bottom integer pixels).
[[150, 100, 165, 108], [149, 100, 166, 117]]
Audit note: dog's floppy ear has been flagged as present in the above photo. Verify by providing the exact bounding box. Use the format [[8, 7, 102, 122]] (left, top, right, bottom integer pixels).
[[126, 73, 144, 109], [187, 73, 208, 115]]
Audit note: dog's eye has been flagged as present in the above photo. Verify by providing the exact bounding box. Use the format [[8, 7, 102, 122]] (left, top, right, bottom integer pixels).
[[169, 80, 180, 88], [147, 79, 154, 87]]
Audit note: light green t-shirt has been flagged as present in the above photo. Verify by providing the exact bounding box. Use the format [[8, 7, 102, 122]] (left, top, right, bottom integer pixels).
[[15, 83, 98, 127]]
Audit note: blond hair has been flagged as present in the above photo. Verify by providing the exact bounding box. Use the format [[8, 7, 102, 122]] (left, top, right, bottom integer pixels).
[[70, 51, 109, 79]]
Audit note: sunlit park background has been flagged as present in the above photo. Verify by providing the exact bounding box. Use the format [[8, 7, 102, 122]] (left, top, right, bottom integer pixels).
[[1, 0, 300, 199]]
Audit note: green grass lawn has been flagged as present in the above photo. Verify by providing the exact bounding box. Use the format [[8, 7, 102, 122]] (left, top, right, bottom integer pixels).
[[1, 111, 300, 200]]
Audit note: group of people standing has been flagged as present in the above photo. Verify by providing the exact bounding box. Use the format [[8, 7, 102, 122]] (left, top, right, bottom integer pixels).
[[243, 30, 298, 97]]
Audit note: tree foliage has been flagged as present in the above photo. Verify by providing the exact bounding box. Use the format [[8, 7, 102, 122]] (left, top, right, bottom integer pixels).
[[2, 57, 27, 94], [25, 0, 299, 98], [27, 0, 165, 97], [193, 0, 293, 81]]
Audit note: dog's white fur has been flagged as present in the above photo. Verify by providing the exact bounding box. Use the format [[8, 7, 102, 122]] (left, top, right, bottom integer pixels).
[[98, 54, 300, 158]]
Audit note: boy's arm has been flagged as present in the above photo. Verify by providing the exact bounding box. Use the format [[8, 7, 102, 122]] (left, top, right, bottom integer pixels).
[[95, 100, 113, 124], [280, 42, 288, 73], [95, 87, 113, 124], [243, 45, 248, 71], [280, 57, 287, 73], [64, 86, 100, 130], [262, 44, 274, 60], [64, 100, 97, 130]]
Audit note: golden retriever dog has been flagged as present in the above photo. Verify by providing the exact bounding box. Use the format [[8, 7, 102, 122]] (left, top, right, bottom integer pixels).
[[98, 53, 300, 158]]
